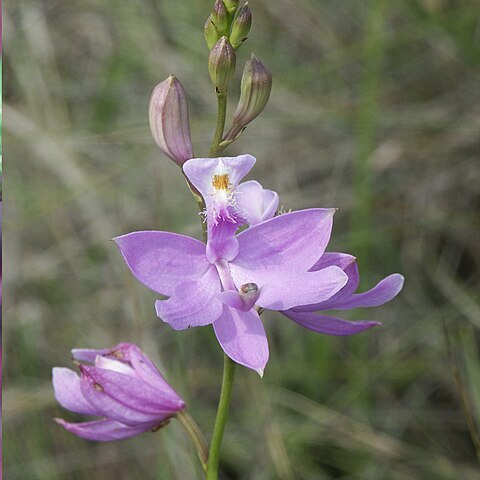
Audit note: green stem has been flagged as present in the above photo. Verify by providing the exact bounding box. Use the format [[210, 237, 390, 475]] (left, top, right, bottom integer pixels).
[[209, 92, 228, 157], [204, 76, 235, 480], [176, 410, 209, 472], [206, 354, 236, 480]]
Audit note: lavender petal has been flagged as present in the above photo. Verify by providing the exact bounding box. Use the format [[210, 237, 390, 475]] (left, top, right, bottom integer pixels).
[[299, 253, 359, 311], [80, 366, 184, 426], [255, 266, 348, 311], [127, 346, 183, 402], [52, 368, 99, 416], [284, 310, 381, 336], [155, 265, 223, 330], [213, 306, 269, 376], [114, 231, 210, 296], [333, 274, 404, 310], [183, 155, 256, 199], [55, 418, 157, 442], [231, 209, 336, 281], [235, 180, 279, 226]]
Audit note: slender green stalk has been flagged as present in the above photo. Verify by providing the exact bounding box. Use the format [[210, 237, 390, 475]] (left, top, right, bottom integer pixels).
[[209, 92, 228, 157], [177, 410, 210, 472], [204, 71, 237, 480], [206, 354, 237, 480]]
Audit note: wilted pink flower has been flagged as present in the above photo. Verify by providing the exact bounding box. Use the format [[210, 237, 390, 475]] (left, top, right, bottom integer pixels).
[[53, 343, 185, 441], [149, 75, 194, 165]]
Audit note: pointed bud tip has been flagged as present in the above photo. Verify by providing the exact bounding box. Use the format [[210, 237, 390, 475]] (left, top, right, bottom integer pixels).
[[208, 37, 236, 93], [230, 3, 252, 49], [256, 367, 264, 378], [225, 54, 272, 139], [212, 0, 228, 33]]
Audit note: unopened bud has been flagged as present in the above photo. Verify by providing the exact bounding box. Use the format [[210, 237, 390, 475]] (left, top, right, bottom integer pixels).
[[149, 75, 194, 166], [224, 0, 239, 15], [204, 15, 220, 50], [208, 37, 236, 94], [225, 54, 272, 140], [211, 0, 228, 34], [230, 2, 252, 49]]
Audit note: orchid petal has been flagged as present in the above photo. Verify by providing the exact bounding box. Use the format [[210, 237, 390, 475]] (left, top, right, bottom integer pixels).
[[94, 356, 137, 377], [255, 266, 348, 311], [283, 310, 381, 336], [71, 347, 112, 364], [73, 344, 182, 403], [52, 368, 99, 416], [231, 209, 335, 281], [127, 346, 182, 401], [213, 306, 269, 376], [80, 366, 184, 426], [183, 155, 256, 199], [54, 418, 157, 442], [206, 221, 239, 263], [298, 253, 359, 311], [114, 231, 210, 296], [155, 265, 223, 330], [235, 180, 279, 226], [333, 274, 404, 310]]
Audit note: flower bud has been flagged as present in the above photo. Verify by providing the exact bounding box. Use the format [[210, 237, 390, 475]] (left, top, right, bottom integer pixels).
[[208, 37, 236, 94], [223, 0, 239, 15], [225, 53, 272, 140], [149, 75, 194, 166], [204, 14, 220, 50], [211, 0, 228, 34], [229, 2, 252, 49]]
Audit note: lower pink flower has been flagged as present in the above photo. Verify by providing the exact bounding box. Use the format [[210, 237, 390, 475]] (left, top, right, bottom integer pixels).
[[53, 343, 185, 441]]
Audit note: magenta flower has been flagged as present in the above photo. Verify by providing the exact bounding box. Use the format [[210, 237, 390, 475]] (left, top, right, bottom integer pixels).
[[283, 253, 404, 334], [114, 155, 349, 375], [53, 343, 185, 441]]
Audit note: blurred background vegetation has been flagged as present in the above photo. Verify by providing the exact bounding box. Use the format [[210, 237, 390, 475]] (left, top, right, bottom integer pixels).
[[3, 0, 480, 478]]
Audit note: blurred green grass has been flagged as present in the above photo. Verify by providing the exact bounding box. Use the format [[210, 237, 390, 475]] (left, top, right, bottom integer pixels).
[[3, 0, 480, 478]]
